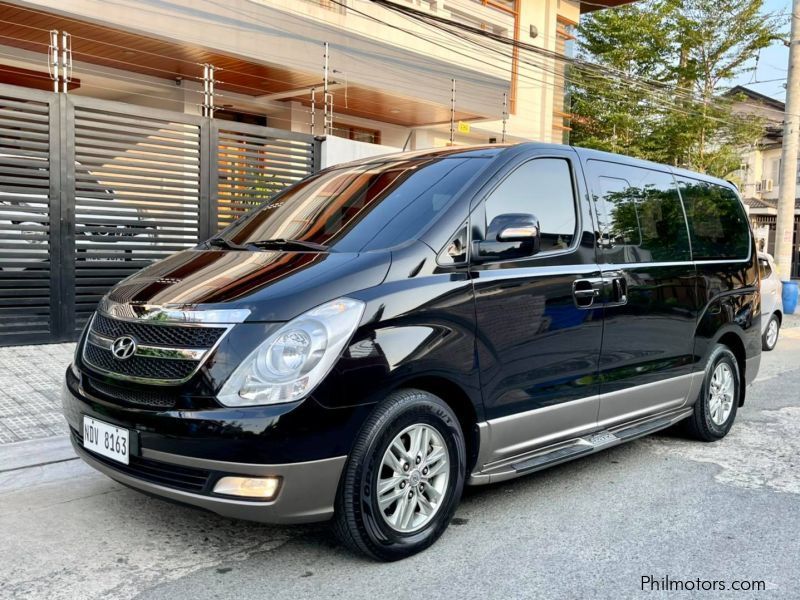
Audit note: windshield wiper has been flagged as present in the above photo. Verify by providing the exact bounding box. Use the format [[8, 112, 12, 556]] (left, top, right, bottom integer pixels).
[[206, 237, 329, 252], [248, 238, 329, 251], [206, 237, 251, 251]]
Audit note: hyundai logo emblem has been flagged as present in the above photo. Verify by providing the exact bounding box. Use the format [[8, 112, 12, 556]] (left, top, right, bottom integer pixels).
[[110, 335, 137, 360]]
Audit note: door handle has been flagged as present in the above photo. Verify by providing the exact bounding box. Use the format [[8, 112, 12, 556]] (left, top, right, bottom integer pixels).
[[573, 278, 602, 308], [612, 277, 628, 305], [602, 270, 628, 307]]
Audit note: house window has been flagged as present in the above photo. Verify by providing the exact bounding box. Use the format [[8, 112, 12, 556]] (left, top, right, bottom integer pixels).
[[553, 17, 576, 144], [214, 109, 267, 127], [333, 123, 381, 144], [770, 158, 781, 185]]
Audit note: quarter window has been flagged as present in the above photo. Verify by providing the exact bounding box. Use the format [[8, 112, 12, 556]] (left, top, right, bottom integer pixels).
[[484, 158, 577, 255], [677, 178, 750, 260]]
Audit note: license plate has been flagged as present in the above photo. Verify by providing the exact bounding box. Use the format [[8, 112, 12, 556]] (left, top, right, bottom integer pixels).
[[83, 416, 130, 465]]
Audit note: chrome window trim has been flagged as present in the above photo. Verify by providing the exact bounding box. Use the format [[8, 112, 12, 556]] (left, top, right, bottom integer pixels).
[[601, 258, 752, 269], [81, 313, 234, 386], [473, 154, 584, 265]]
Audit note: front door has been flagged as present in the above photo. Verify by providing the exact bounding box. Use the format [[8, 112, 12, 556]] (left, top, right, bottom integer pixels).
[[472, 151, 604, 465], [584, 159, 698, 428]]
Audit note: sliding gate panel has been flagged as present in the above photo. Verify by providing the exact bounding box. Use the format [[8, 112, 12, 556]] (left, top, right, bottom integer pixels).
[[0, 86, 57, 345], [70, 97, 204, 333], [0, 84, 320, 346], [214, 121, 318, 230]]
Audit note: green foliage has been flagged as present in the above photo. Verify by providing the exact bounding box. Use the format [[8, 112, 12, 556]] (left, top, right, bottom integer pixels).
[[570, 0, 781, 178]]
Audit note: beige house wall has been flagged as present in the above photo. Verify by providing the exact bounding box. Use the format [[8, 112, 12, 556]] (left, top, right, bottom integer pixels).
[[11, 0, 583, 147]]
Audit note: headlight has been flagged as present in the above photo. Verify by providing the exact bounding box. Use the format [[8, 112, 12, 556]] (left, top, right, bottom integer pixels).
[[217, 297, 365, 407]]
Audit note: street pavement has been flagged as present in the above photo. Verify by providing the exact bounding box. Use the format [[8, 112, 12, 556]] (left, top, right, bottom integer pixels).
[[1, 327, 800, 599]]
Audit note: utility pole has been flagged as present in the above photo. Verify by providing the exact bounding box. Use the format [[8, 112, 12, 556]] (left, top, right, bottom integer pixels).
[[775, 0, 800, 281]]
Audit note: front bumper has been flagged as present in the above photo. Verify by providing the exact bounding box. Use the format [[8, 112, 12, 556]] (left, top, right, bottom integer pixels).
[[70, 433, 346, 524], [63, 380, 350, 524]]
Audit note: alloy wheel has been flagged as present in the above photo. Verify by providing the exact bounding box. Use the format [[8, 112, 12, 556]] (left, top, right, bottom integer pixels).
[[708, 362, 735, 426], [766, 319, 779, 348], [376, 424, 450, 533]]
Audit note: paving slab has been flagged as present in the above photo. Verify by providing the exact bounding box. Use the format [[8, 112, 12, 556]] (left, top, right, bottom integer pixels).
[[0, 343, 74, 445]]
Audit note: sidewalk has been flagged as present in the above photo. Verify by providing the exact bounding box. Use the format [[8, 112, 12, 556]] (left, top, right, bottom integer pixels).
[[0, 343, 74, 445]]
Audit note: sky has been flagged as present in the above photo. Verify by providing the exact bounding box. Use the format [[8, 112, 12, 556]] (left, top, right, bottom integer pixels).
[[728, 0, 790, 102]]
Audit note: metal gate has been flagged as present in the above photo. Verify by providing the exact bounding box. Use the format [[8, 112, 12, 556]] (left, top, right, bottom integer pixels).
[[0, 83, 320, 346], [751, 213, 800, 279]]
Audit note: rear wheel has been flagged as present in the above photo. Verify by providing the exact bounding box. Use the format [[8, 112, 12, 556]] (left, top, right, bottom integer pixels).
[[332, 389, 466, 561], [686, 345, 740, 442], [762, 314, 780, 351]]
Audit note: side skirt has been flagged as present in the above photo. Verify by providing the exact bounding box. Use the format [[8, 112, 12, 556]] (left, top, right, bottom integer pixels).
[[467, 405, 693, 486]]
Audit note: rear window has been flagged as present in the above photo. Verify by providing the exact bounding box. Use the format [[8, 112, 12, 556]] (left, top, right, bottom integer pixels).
[[217, 157, 491, 252], [676, 178, 750, 260]]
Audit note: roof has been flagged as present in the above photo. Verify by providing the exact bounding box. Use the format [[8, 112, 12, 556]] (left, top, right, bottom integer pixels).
[[743, 196, 776, 210], [580, 0, 640, 14], [573, 146, 736, 189], [744, 196, 800, 211], [337, 143, 741, 193], [724, 86, 786, 112]]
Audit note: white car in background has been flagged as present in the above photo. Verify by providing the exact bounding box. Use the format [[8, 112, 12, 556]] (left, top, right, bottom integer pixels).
[[759, 252, 783, 351]]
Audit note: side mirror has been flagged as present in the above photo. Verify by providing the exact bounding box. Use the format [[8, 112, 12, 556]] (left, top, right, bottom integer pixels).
[[474, 213, 541, 262]]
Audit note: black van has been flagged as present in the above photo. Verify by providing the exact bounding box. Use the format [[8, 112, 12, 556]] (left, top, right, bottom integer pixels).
[[63, 143, 760, 560]]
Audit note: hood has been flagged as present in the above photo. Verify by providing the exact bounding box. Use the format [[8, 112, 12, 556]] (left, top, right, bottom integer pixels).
[[105, 249, 392, 321]]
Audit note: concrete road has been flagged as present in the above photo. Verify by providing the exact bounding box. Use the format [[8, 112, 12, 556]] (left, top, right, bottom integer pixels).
[[3, 334, 800, 600]]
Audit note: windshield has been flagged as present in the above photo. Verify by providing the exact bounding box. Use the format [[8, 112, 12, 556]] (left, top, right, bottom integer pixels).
[[213, 156, 492, 252]]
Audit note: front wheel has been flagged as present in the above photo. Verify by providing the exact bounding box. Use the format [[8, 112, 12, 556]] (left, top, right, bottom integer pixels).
[[686, 345, 740, 442], [333, 389, 466, 561], [762, 314, 780, 351]]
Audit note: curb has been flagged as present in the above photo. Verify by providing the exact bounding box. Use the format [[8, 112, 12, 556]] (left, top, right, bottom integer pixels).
[[0, 435, 75, 473]]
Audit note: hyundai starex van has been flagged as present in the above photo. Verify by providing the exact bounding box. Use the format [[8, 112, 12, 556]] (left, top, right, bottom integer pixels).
[[63, 144, 761, 561]]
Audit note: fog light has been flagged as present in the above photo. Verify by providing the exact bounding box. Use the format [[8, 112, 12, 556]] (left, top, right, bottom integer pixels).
[[213, 476, 281, 500]]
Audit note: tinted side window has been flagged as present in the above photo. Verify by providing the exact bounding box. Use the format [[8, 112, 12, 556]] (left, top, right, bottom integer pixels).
[[484, 158, 577, 254], [677, 178, 750, 260], [589, 161, 690, 263]]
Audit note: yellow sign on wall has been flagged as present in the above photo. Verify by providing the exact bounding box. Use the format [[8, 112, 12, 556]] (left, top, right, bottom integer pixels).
[[457, 121, 471, 134]]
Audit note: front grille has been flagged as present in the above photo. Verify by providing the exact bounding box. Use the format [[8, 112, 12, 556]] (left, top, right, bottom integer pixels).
[[72, 428, 211, 493], [82, 312, 229, 384], [84, 376, 177, 409], [92, 313, 226, 348], [84, 343, 197, 381]]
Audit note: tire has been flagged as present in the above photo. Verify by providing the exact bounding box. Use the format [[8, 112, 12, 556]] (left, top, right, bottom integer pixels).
[[686, 345, 740, 442], [762, 313, 780, 351], [332, 388, 466, 561]]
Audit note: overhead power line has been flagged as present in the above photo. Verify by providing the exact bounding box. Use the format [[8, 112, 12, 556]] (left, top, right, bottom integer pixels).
[[367, 0, 791, 120]]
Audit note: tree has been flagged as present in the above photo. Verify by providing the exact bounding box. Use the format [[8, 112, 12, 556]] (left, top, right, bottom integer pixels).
[[570, 0, 781, 178]]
